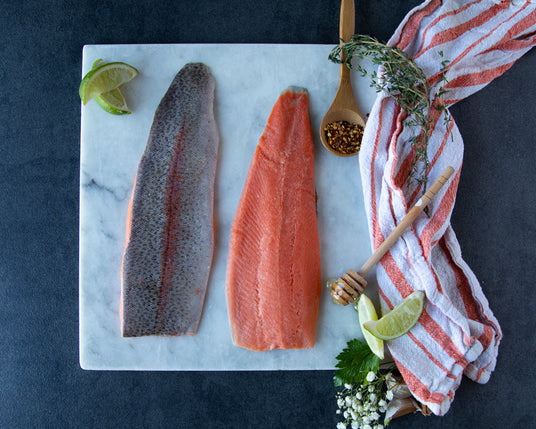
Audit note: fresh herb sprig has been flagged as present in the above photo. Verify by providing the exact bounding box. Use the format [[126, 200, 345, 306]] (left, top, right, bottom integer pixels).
[[334, 338, 381, 387], [329, 34, 451, 190]]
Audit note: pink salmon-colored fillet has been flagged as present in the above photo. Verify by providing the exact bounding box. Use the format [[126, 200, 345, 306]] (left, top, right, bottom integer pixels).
[[225, 88, 321, 351]]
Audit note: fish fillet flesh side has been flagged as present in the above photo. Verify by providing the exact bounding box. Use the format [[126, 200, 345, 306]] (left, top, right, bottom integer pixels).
[[121, 63, 218, 337], [225, 88, 321, 351]]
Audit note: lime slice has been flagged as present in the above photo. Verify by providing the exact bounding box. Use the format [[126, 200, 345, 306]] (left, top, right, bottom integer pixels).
[[363, 291, 425, 340], [357, 294, 384, 359], [79, 62, 138, 105], [95, 87, 131, 115]]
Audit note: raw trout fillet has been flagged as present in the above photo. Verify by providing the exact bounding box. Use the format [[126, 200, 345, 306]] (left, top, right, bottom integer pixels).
[[121, 63, 218, 337], [225, 88, 321, 351]]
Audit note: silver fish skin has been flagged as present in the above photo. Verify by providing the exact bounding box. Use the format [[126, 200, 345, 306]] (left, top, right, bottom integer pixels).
[[121, 63, 218, 337]]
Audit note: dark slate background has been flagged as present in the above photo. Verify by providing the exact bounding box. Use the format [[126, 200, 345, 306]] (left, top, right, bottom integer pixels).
[[1, 1, 534, 427]]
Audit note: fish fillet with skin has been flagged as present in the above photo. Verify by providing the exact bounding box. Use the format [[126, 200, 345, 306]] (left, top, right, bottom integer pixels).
[[121, 63, 218, 337], [225, 88, 321, 351]]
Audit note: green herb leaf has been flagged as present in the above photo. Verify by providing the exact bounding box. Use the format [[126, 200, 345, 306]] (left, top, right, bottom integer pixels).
[[328, 34, 451, 190], [334, 339, 381, 387]]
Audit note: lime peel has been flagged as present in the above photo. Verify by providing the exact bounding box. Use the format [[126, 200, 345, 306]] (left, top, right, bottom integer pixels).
[[363, 290, 425, 341], [357, 293, 384, 359], [91, 58, 104, 69]]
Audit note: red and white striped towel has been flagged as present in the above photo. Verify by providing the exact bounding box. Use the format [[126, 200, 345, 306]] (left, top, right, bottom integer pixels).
[[359, 0, 536, 416]]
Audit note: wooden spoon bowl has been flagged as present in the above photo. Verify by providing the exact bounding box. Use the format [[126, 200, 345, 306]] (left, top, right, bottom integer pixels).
[[319, 0, 366, 157], [319, 101, 366, 157]]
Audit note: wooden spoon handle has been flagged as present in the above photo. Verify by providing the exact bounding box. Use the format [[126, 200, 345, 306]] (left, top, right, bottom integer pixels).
[[357, 166, 455, 277], [338, 0, 355, 94], [339, 0, 355, 44]]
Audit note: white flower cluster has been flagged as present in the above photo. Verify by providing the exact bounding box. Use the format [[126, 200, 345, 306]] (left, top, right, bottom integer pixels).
[[335, 371, 397, 429]]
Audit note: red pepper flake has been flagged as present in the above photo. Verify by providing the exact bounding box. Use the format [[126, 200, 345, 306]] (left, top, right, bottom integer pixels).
[[324, 121, 364, 154]]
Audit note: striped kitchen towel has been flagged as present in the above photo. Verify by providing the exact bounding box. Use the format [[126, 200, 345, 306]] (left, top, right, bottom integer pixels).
[[359, 0, 536, 416]]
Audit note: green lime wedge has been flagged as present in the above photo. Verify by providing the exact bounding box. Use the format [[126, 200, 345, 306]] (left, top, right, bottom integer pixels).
[[357, 293, 384, 359], [79, 61, 138, 105], [86, 59, 131, 114], [95, 87, 131, 115], [363, 291, 425, 340]]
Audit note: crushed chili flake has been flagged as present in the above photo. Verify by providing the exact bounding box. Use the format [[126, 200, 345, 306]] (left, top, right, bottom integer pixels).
[[324, 120, 364, 154]]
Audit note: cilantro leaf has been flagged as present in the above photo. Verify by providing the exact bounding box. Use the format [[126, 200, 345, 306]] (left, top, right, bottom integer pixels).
[[334, 339, 381, 386]]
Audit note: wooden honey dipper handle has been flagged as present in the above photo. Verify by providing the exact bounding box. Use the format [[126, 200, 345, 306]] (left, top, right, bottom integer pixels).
[[357, 166, 455, 277]]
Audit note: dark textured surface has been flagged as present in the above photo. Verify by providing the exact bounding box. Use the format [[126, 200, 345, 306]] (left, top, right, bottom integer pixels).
[[0, 0, 534, 427]]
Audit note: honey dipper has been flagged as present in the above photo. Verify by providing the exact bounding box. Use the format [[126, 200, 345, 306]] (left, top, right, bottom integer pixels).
[[331, 166, 455, 305]]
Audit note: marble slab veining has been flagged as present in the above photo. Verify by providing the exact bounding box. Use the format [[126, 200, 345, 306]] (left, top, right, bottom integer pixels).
[[79, 43, 379, 370]]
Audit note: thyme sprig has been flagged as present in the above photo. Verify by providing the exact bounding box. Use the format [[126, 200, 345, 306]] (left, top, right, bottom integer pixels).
[[329, 34, 451, 190]]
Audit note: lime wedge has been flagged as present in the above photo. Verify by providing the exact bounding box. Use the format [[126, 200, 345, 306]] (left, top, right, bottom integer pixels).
[[357, 294, 384, 359], [363, 291, 425, 340], [95, 87, 131, 115], [79, 62, 138, 105], [86, 59, 131, 114]]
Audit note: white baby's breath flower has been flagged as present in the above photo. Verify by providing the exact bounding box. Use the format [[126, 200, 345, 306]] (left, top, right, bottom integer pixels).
[[335, 367, 407, 429], [370, 411, 380, 421]]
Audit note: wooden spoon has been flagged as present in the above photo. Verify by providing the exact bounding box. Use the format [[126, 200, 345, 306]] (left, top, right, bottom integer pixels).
[[331, 166, 455, 305], [319, 0, 366, 157]]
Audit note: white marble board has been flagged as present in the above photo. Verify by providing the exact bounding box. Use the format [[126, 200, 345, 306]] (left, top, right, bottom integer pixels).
[[79, 43, 380, 370]]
